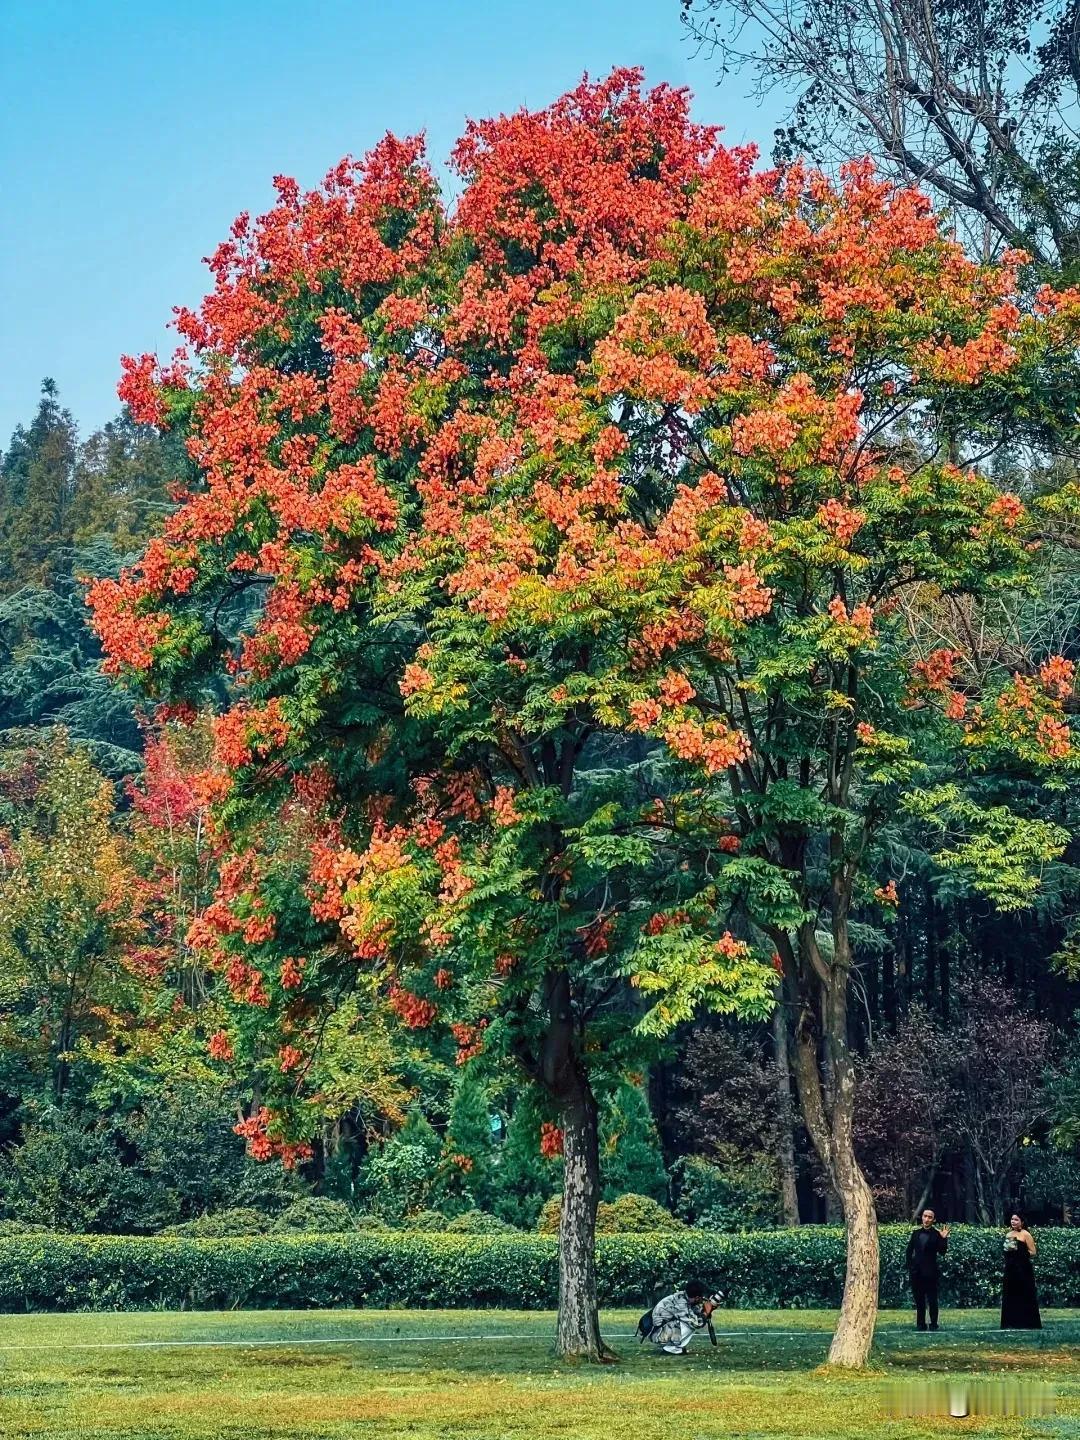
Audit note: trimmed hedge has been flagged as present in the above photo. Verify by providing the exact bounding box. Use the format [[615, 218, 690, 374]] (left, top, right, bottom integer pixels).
[[0, 1226, 1077, 1312]]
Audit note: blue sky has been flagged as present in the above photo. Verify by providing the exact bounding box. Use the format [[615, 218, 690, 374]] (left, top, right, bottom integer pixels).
[[0, 1, 787, 444]]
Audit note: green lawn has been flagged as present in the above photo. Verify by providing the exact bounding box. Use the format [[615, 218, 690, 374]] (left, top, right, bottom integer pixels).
[[0, 1308, 1076, 1439]]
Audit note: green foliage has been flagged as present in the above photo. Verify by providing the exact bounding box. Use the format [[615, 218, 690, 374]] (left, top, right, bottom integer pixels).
[[2, 1226, 1078, 1311], [359, 1108, 441, 1221], [0, 385, 181, 771], [402, 1209, 455, 1232], [444, 1209, 520, 1235], [271, 1198, 361, 1233], [160, 1209, 269, 1238], [673, 1153, 782, 1232], [599, 1195, 684, 1233], [0, 554, 144, 774], [0, 1090, 301, 1235], [439, 1074, 497, 1213], [489, 1094, 562, 1230], [536, 1195, 562, 1234], [403, 1208, 520, 1234], [538, 1194, 684, 1234], [599, 1083, 669, 1204], [0, 380, 77, 594], [900, 786, 1073, 911]]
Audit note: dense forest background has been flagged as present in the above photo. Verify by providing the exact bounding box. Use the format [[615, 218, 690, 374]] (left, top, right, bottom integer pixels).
[[0, 377, 1077, 1238]]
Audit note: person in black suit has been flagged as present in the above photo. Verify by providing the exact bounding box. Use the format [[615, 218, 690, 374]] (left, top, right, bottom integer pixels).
[[906, 1208, 950, 1331]]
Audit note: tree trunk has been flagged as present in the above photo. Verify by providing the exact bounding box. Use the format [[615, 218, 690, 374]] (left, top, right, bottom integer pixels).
[[555, 1084, 612, 1361], [772, 997, 801, 1226], [828, 1162, 879, 1368], [785, 917, 879, 1369], [912, 1160, 939, 1222]]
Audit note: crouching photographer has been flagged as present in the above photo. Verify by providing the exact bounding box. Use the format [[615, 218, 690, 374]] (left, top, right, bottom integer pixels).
[[637, 1280, 722, 1355]]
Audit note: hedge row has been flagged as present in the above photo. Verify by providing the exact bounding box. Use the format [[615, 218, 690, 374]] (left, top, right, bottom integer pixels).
[[1, 1226, 1078, 1312]]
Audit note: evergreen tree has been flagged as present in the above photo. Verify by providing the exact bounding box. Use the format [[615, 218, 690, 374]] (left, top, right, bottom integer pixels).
[[440, 1073, 496, 1213], [70, 411, 183, 550], [0, 540, 144, 774], [0, 379, 77, 593], [599, 1082, 669, 1204], [491, 1093, 563, 1229]]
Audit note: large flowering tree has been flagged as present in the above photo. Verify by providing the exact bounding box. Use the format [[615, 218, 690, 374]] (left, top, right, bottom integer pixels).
[[91, 70, 1080, 1363]]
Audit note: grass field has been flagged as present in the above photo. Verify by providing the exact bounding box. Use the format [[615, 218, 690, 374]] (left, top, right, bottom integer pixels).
[[0, 1307, 1077, 1439]]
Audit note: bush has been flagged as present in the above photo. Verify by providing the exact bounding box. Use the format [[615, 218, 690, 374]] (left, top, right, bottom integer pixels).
[[600, 1195, 685, 1233], [272, 1198, 359, 1234], [673, 1153, 781, 1232], [536, 1196, 562, 1235], [402, 1209, 451, 1232], [0, 1095, 303, 1235], [537, 1193, 684, 1234], [0, 1226, 1077, 1312], [159, 1208, 269, 1238], [444, 1209, 520, 1235], [359, 1109, 441, 1222]]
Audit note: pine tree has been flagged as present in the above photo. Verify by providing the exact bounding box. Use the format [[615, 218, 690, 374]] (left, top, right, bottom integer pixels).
[[600, 1082, 669, 1204], [441, 1073, 496, 1212], [70, 411, 182, 551], [0, 379, 78, 593], [491, 1093, 562, 1229]]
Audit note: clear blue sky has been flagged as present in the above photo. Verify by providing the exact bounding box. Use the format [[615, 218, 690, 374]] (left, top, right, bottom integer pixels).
[[0, 0, 787, 445]]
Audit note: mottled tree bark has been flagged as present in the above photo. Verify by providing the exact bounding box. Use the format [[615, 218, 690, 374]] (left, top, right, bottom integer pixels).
[[538, 966, 614, 1362], [782, 918, 880, 1369], [555, 1084, 611, 1360]]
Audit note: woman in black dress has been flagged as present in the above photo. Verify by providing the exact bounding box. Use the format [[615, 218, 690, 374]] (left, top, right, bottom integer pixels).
[[1001, 1213, 1041, 1330]]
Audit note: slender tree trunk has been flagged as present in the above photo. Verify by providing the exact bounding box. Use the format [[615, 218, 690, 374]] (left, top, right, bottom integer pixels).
[[785, 920, 879, 1369], [912, 1160, 939, 1222], [964, 1152, 977, 1223], [555, 1082, 612, 1361], [791, 1022, 878, 1366], [828, 1156, 879, 1368], [882, 941, 896, 1028], [772, 996, 801, 1226]]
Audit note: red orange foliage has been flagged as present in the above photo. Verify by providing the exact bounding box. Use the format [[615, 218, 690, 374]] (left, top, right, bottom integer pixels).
[[90, 70, 1078, 1174]]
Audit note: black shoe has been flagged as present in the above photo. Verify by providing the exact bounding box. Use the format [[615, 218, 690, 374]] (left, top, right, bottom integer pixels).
[[917, 1324, 927, 1331], [929, 1324, 939, 1332]]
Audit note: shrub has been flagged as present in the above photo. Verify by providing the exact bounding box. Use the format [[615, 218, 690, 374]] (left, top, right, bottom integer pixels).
[[600, 1194, 685, 1233], [536, 1196, 562, 1235], [0, 1094, 302, 1235], [0, 1226, 1077, 1312], [444, 1209, 520, 1235], [272, 1198, 359, 1233], [673, 1153, 781, 1232], [360, 1109, 441, 1222], [159, 1208, 269, 1238], [538, 1193, 683, 1234], [402, 1210, 451, 1232]]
